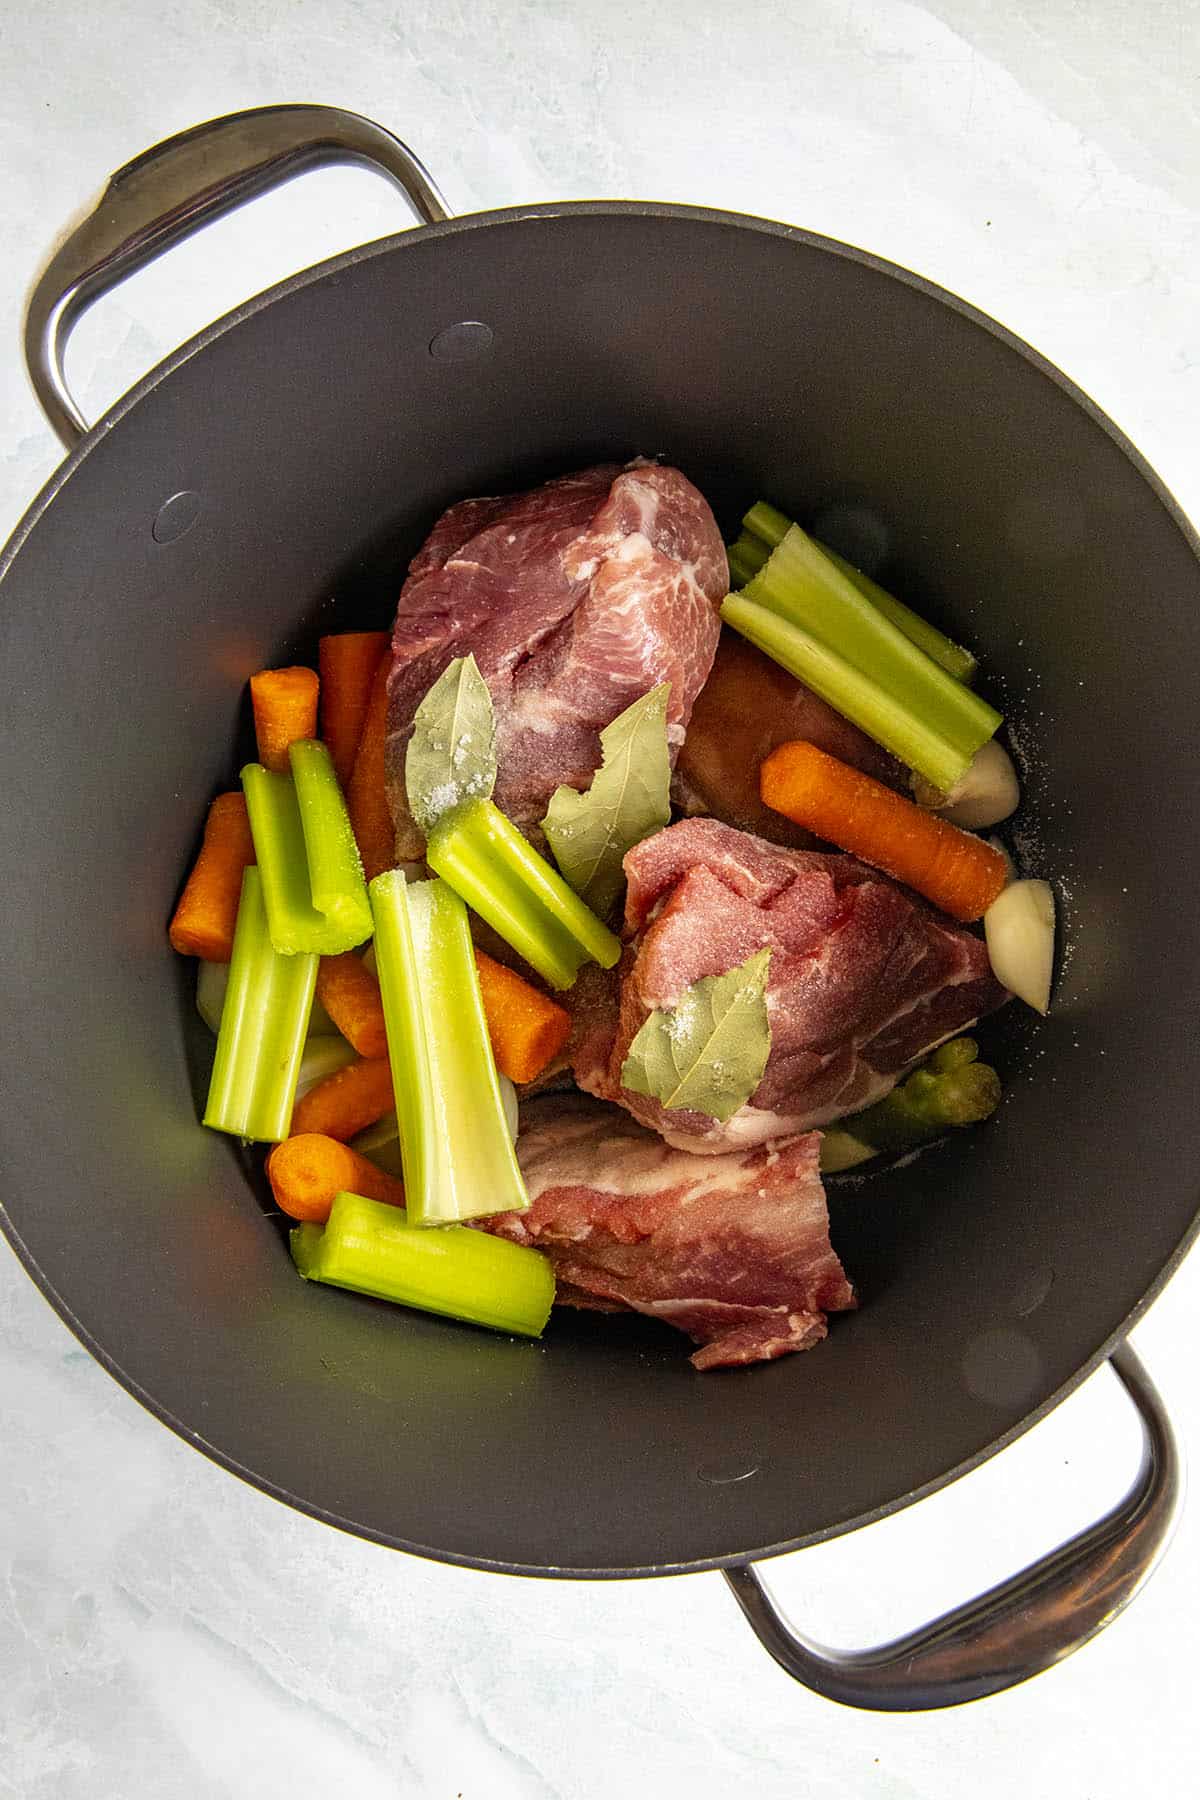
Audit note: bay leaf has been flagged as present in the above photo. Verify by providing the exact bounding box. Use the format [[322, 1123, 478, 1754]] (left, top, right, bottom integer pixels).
[[406, 654, 497, 834], [620, 946, 772, 1122], [542, 683, 671, 916]]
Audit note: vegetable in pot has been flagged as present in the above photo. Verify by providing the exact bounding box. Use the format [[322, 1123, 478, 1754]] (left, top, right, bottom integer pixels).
[[912, 738, 1021, 829], [346, 653, 396, 882], [169, 791, 256, 962], [267, 1133, 406, 1222], [243, 739, 372, 955], [760, 740, 1008, 922], [203, 868, 317, 1142], [984, 878, 1056, 1014], [291, 1191, 555, 1337], [820, 1038, 1002, 1170], [318, 632, 390, 787], [371, 870, 529, 1225], [249, 666, 320, 773]]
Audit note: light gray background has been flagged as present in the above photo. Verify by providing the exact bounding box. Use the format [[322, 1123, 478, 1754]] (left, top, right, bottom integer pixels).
[[2, 3, 1198, 1794]]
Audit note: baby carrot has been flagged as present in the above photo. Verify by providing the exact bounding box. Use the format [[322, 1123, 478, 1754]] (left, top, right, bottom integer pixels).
[[290, 1055, 395, 1141], [316, 952, 388, 1060], [346, 654, 396, 882], [266, 1132, 405, 1222], [168, 791, 256, 960], [760, 740, 1008, 922], [474, 951, 572, 1084], [250, 666, 320, 773], [319, 632, 390, 787]]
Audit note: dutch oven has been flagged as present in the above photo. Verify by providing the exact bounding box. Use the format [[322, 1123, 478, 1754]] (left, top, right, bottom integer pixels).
[[1, 104, 1195, 1711]]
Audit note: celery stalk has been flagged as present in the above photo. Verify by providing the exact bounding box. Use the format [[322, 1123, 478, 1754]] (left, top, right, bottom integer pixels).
[[291, 1191, 555, 1336], [726, 532, 772, 590], [721, 593, 970, 794], [744, 503, 979, 683], [426, 798, 620, 990], [203, 868, 317, 1141], [744, 501, 792, 547], [242, 741, 371, 955], [817, 544, 977, 684], [745, 527, 1000, 761], [370, 871, 528, 1225]]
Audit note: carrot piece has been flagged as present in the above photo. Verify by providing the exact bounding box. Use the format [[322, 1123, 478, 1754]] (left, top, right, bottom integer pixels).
[[291, 1055, 395, 1141], [760, 740, 1008, 922], [474, 951, 572, 1084], [266, 1132, 405, 1222], [316, 953, 388, 1059], [346, 653, 396, 881], [250, 666, 320, 773], [168, 792, 257, 961], [319, 632, 390, 787]]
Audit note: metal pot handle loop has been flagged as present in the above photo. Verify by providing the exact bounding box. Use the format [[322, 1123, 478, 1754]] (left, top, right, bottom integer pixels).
[[24, 103, 450, 448], [724, 1343, 1181, 1710]]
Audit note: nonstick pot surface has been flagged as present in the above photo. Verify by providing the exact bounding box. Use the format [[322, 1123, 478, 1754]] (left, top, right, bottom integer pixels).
[[2, 205, 1198, 1576]]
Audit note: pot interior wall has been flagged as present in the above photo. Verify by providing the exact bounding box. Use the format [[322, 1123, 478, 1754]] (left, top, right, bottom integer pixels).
[[2, 209, 1198, 1574]]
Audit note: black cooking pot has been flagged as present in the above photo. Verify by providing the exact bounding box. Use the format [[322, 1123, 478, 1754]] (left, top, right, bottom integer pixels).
[[2, 106, 1195, 1712]]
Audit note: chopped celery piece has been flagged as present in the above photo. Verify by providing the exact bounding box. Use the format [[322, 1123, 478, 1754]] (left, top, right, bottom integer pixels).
[[819, 1129, 877, 1173], [242, 740, 371, 955], [721, 593, 970, 795], [370, 871, 528, 1225], [291, 1192, 555, 1337], [843, 1039, 1001, 1155], [426, 798, 620, 990], [745, 527, 1000, 762], [726, 532, 771, 590], [197, 956, 337, 1038], [744, 501, 792, 547], [203, 868, 317, 1141], [817, 544, 977, 684], [351, 1076, 517, 1181]]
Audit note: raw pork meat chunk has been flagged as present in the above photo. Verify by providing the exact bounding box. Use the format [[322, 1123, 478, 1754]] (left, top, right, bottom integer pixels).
[[383, 462, 727, 860], [573, 817, 1007, 1152], [484, 1094, 854, 1370]]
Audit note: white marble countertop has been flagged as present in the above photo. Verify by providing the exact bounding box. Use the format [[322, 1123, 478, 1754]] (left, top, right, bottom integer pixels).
[[3, 3, 1199, 1794]]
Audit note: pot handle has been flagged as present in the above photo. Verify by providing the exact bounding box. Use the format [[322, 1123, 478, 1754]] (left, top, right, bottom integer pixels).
[[724, 1342, 1181, 1710], [25, 103, 450, 448]]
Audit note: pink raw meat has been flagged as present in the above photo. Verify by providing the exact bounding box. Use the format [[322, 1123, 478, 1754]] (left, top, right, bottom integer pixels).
[[573, 817, 1007, 1152], [383, 461, 727, 859], [483, 1094, 854, 1370]]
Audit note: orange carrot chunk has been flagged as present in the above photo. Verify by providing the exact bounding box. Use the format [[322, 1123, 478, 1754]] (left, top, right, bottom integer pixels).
[[760, 740, 1008, 923], [319, 632, 390, 787], [474, 951, 572, 1084], [266, 1133, 405, 1222], [168, 792, 257, 961], [290, 1055, 395, 1141], [250, 666, 320, 773], [346, 654, 396, 882], [316, 953, 388, 1060]]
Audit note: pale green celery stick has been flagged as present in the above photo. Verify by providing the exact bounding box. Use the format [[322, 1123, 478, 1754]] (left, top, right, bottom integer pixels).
[[721, 594, 969, 794], [819, 1129, 877, 1173], [197, 957, 337, 1037], [843, 1043, 1000, 1156], [291, 1191, 555, 1336], [203, 868, 317, 1141], [370, 872, 528, 1225], [352, 1076, 517, 1181], [745, 527, 1000, 760], [727, 533, 771, 590], [743, 501, 791, 546], [726, 544, 756, 590], [816, 543, 977, 683], [746, 500, 977, 681], [242, 742, 371, 956], [426, 799, 620, 990]]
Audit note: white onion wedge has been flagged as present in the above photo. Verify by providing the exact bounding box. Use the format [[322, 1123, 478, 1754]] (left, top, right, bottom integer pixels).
[[984, 879, 1055, 1014], [294, 1035, 357, 1102], [196, 957, 230, 1033], [913, 738, 1020, 828]]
